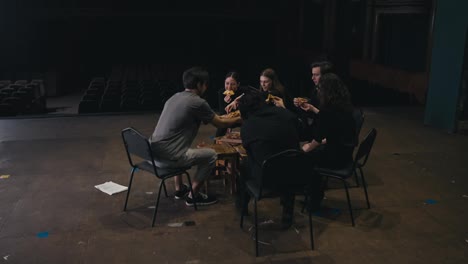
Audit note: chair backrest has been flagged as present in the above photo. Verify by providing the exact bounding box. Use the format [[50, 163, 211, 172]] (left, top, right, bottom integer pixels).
[[355, 128, 377, 167], [260, 149, 319, 198], [353, 108, 365, 147], [121, 127, 154, 167]]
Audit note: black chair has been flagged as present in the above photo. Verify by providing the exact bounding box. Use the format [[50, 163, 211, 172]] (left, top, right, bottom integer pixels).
[[121, 127, 197, 227], [353, 108, 365, 147], [316, 128, 377, 227], [352, 108, 365, 186], [240, 149, 320, 257]]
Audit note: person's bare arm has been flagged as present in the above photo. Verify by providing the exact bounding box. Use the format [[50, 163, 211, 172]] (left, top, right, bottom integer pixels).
[[302, 139, 323, 152], [300, 103, 320, 114], [211, 114, 242, 128], [225, 101, 238, 113], [272, 97, 286, 108]]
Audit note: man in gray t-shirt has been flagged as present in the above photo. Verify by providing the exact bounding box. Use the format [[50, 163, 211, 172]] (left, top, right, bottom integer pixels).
[[150, 67, 241, 206]]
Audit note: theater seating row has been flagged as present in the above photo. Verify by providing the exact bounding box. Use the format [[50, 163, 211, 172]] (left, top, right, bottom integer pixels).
[[78, 77, 179, 114], [0, 79, 47, 116]]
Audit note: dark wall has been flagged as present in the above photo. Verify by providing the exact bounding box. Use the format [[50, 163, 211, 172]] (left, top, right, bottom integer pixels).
[[1, 1, 321, 98], [377, 13, 429, 72]]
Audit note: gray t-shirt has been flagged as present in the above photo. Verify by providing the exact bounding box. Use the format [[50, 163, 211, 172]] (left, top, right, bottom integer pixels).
[[149, 91, 215, 160]]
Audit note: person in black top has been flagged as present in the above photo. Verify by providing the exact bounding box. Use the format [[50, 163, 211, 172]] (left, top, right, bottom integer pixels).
[[301, 73, 356, 169], [216, 71, 247, 137], [237, 90, 321, 228], [293, 61, 334, 141], [258, 68, 296, 111]]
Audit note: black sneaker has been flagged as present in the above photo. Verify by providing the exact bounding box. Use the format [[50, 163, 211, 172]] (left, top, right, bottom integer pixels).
[[185, 192, 218, 206], [174, 184, 189, 199]]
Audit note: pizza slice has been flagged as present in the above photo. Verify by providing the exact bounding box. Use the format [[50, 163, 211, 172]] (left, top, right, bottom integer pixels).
[[223, 90, 235, 96], [220, 110, 241, 119], [265, 93, 280, 103]]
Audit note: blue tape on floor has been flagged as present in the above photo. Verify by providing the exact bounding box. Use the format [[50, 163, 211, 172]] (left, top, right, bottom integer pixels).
[[37, 232, 49, 238], [424, 199, 438, 204]]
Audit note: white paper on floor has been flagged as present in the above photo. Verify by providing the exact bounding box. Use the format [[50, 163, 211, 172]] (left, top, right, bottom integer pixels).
[[95, 181, 128, 195]]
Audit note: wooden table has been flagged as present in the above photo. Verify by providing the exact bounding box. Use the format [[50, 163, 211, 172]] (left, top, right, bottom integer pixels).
[[203, 142, 240, 194]]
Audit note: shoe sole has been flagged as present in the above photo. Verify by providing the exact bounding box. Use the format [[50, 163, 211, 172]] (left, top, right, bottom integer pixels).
[[185, 200, 218, 206], [174, 194, 188, 200]]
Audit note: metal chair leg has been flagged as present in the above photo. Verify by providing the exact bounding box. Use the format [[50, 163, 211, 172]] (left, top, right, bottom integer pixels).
[[308, 207, 314, 250], [123, 167, 136, 211], [185, 173, 197, 211], [240, 205, 245, 228], [151, 180, 165, 227], [162, 181, 168, 198], [301, 194, 309, 213], [359, 167, 371, 209], [343, 180, 355, 227], [254, 199, 259, 257], [354, 169, 360, 187]]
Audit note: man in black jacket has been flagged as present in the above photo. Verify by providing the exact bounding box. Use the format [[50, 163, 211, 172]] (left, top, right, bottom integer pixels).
[[237, 90, 305, 228]]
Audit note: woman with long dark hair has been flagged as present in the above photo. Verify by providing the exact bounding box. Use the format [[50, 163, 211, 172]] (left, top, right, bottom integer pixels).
[[259, 68, 296, 110], [300, 73, 356, 169]]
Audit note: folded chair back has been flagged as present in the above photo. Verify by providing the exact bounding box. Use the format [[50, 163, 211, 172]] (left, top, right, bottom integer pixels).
[[352, 108, 365, 147], [120, 127, 197, 227], [121, 127, 154, 168], [355, 128, 377, 167]]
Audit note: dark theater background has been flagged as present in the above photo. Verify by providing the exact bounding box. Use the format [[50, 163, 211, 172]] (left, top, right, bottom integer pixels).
[[0, 0, 467, 131], [1, 1, 468, 263]]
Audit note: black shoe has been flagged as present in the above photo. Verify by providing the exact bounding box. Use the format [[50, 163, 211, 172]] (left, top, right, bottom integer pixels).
[[281, 205, 294, 229], [174, 184, 189, 199], [185, 192, 218, 206], [281, 214, 293, 230]]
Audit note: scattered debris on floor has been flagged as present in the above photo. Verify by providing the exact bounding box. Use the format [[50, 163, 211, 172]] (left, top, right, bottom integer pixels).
[[294, 227, 300, 234], [167, 221, 196, 227], [0, 175, 10, 179], [3, 255, 9, 260], [259, 219, 275, 225], [94, 181, 128, 195], [251, 235, 271, 245]]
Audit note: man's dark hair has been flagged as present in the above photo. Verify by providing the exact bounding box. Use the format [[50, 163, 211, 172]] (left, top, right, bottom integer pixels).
[[310, 61, 334, 74], [225, 71, 240, 83], [183, 67, 210, 89], [238, 89, 265, 120]]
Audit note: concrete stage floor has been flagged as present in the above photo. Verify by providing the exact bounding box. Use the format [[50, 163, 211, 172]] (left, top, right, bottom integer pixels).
[[0, 106, 467, 263]]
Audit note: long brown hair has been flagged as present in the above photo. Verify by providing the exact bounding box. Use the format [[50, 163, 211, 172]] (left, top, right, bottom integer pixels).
[[260, 68, 285, 96], [318, 73, 352, 112]]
